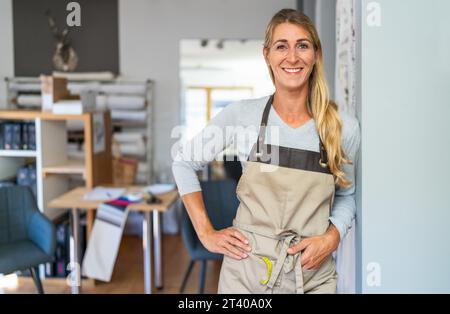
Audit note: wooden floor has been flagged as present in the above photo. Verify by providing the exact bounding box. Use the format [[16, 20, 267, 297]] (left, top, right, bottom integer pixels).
[[4, 234, 223, 294]]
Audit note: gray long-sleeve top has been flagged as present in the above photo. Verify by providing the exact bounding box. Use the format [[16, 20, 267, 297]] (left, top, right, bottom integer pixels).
[[172, 95, 361, 240]]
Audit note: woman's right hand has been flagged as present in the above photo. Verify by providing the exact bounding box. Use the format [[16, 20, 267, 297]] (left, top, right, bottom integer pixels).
[[200, 227, 252, 260]]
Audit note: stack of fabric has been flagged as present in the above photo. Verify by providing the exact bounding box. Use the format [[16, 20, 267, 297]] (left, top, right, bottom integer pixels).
[[113, 131, 149, 183], [67, 82, 149, 123]]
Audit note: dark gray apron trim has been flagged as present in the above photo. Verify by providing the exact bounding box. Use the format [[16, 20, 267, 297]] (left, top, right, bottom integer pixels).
[[248, 143, 332, 174], [249, 94, 331, 175]]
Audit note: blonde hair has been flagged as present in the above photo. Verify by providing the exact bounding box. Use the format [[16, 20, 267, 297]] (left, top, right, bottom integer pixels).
[[264, 8, 351, 188]]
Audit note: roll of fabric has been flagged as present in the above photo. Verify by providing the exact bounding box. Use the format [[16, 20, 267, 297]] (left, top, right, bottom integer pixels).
[[67, 82, 101, 95], [9, 83, 41, 92], [119, 143, 146, 157], [100, 84, 147, 95], [113, 132, 145, 143], [96, 95, 145, 110], [111, 110, 147, 121], [107, 95, 145, 110], [16, 95, 42, 107]]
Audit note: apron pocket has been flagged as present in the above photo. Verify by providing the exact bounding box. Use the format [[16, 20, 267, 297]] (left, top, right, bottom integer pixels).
[[248, 253, 276, 292], [302, 256, 337, 290]]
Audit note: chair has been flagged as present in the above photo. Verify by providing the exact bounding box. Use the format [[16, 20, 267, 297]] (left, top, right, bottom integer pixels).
[[0, 186, 56, 294], [180, 179, 239, 294], [222, 155, 242, 184]]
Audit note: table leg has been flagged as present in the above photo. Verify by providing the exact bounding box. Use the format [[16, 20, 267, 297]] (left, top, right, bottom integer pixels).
[[69, 208, 81, 294], [152, 210, 163, 289], [143, 211, 153, 294]]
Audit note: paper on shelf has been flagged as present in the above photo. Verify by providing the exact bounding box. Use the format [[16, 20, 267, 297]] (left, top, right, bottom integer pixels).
[[83, 186, 125, 201]]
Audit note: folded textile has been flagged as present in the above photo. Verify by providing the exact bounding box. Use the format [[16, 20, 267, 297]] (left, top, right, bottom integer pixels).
[[111, 110, 147, 121], [16, 95, 42, 107]]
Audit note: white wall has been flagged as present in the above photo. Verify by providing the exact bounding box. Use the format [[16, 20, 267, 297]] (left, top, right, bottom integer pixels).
[[0, 0, 14, 107], [0, 0, 23, 180], [118, 0, 296, 180], [355, 0, 363, 294], [360, 0, 450, 293]]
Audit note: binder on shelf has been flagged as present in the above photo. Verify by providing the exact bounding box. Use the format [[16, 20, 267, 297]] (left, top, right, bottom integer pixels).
[[3, 123, 13, 149], [12, 123, 21, 150], [21, 122, 29, 150], [0, 122, 36, 151], [28, 122, 36, 151]]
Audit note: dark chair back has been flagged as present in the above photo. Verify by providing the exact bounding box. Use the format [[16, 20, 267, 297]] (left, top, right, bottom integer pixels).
[[181, 179, 240, 259], [223, 155, 242, 183], [0, 186, 38, 245], [0, 186, 56, 293]]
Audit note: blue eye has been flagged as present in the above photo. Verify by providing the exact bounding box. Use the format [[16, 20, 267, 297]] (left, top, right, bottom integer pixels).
[[297, 43, 309, 49]]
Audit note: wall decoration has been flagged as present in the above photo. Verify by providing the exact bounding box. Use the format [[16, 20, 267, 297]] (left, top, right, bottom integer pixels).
[[46, 10, 79, 72], [13, 0, 119, 76], [335, 0, 357, 116]]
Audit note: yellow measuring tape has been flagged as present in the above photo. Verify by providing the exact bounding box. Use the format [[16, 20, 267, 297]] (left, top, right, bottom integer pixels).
[[260, 257, 273, 285]]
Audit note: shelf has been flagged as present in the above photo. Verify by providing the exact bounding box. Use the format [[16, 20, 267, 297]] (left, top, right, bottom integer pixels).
[[0, 110, 93, 122], [0, 150, 37, 157], [42, 159, 85, 177], [112, 120, 147, 127]]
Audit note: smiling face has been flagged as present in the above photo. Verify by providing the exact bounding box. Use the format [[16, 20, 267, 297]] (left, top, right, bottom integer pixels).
[[264, 22, 317, 92]]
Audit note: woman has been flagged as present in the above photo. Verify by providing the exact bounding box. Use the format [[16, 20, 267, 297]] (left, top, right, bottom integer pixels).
[[172, 9, 360, 294]]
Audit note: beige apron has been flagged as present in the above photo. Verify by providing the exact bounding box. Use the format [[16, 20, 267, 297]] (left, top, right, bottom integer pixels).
[[218, 95, 337, 294]]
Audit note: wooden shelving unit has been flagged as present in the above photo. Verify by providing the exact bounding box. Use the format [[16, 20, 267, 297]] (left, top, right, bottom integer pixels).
[[0, 150, 37, 157], [0, 110, 112, 222], [42, 159, 85, 177], [5, 77, 154, 186]]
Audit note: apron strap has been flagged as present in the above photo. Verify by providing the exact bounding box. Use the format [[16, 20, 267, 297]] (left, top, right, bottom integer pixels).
[[319, 139, 329, 168], [255, 95, 274, 160], [233, 220, 305, 294], [265, 234, 305, 294], [254, 94, 329, 169]]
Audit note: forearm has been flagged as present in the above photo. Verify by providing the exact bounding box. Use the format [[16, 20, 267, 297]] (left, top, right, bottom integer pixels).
[[329, 194, 356, 241], [181, 191, 215, 240], [324, 223, 340, 252]]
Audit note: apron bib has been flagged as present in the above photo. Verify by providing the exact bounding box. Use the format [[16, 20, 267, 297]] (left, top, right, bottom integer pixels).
[[218, 95, 338, 294]]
